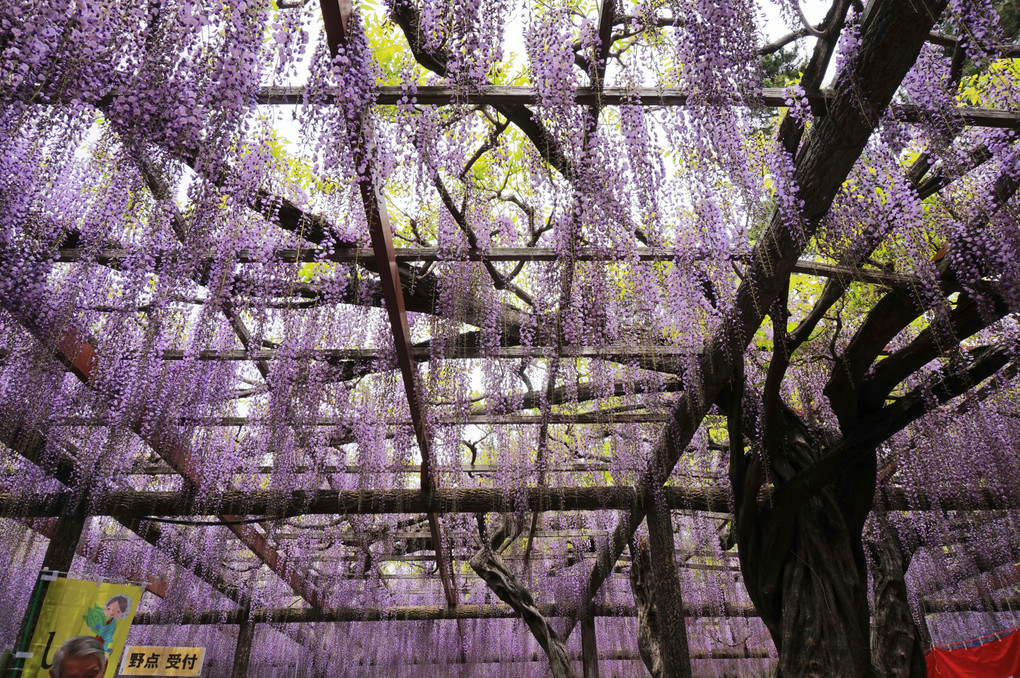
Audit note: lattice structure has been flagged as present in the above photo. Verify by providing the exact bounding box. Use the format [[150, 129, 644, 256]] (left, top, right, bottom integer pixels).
[[1, 0, 1019, 676]]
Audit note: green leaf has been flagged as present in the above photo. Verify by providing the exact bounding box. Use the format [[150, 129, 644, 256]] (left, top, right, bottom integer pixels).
[[83, 604, 106, 629]]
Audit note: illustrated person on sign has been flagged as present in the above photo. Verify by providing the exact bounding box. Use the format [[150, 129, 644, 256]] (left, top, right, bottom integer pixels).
[[48, 636, 107, 678], [82, 595, 131, 653]]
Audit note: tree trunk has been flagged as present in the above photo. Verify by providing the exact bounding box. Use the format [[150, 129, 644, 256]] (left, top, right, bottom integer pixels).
[[629, 537, 665, 678], [772, 493, 872, 677], [867, 519, 926, 678], [730, 402, 877, 678], [580, 607, 600, 678], [470, 545, 575, 678], [645, 500, 693, 678]]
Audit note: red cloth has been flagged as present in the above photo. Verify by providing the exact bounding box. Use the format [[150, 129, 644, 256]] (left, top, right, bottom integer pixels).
[[927, 628, 1020, 677]]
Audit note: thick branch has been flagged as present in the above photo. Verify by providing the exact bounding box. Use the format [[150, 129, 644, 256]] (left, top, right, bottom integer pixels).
[[786, 140, 1000, 357], [470, 374, 685, 415], [470, 545, 576, 678], [571, 0, 948, 637], [859, 289, 1012, 412], [390, 2, 576, 182], [776, 0, 853, 154], [772, 340, 1016, 528], [432, 172, 534, 306], [825, 169, 1018, 428]]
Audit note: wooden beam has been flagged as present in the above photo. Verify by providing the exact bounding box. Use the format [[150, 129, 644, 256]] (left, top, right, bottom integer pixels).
[[0, 483, 1011, 518], [57, 412, 675, 427], [56, 247, 916, 287], [132, 601, 759, 625], [318, 0, 458, 612], [125, 461, 674, 476], [254, 86, 1020, 129], [922, 596, 1020, 614], [0, 485, 730, 518], [57, 85, 1012, 129], [277, 648, 770, 666], [130, 595, 1020, 628], [204, 648, 771, 667], [296, 554, 737, 569], [115, 345, 698, 362]]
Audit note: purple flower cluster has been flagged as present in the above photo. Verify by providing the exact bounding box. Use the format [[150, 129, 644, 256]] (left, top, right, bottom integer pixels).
[[0, 0, 1018, 672]]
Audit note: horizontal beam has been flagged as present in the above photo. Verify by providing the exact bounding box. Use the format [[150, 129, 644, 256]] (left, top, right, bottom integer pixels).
[[0, 483, 1011, 518], [922, 596, 1020, 614], [127, 462, 662, 476], [132, 601, 758, 624], [259, 85, 797, 107], [53, 85, 1011, 128], [274, 532, 734, 545], [129, 595, 1020, 625], [61, 412, 673, 427], [339, 649, 772, 665], [254, 86, 1020, 129], [301, 555, 739, 572], [153, 345, 694, 362], [231, 650, 771, 668], [127, 468, 722, 489], [0, 486, 731, 518], [57, 247, 915, 287]]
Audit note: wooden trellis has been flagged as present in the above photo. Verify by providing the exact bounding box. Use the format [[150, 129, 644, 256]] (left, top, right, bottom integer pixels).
[[3, 0, 1020, 675]]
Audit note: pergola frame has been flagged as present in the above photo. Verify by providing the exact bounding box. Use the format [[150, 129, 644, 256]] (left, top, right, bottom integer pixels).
[[3, 0, 1020, 675]]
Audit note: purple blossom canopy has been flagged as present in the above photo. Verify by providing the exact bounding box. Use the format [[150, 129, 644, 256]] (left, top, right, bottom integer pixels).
[[0, 0, 1019, 675]]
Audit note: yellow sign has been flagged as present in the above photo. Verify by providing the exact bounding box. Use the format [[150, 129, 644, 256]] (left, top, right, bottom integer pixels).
[[120, 646, 206, 676], [22, 576, 142, 678]]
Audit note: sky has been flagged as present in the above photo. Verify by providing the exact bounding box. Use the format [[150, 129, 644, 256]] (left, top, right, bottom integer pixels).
[[260, 0, 848, 148], [234, 0, 849, 459]]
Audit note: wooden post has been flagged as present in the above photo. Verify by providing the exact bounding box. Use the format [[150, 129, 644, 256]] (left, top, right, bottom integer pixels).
[[580, 607, 600, 678], [469, 545, 576, 678], [3, 504, 88, 677], [40, 504, 89, 572], [646, 494, 693, 678], [917, 612, 933, 649], [231, 607, 256, 678]]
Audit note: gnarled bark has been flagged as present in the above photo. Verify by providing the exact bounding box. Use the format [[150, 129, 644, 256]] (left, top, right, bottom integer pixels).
[[867, 518, 926, 678], [629, 537, 666, 678], [772, 493, 872, 677], [469, 544, 575, 678], [573, 0, 949, 644], [730, 396, 877, 678]]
